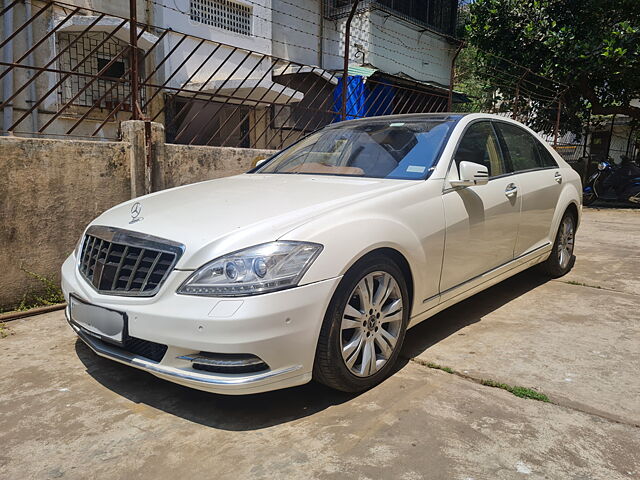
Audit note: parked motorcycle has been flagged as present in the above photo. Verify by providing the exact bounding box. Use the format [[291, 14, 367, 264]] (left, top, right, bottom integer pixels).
[[583, 156, 640, 206]]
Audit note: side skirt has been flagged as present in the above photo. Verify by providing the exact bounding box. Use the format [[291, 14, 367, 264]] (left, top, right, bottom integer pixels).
[[408, 243, 551, 328]]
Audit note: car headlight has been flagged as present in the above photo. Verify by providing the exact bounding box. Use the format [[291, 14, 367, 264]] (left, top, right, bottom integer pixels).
[[177, 241, 323, 297]]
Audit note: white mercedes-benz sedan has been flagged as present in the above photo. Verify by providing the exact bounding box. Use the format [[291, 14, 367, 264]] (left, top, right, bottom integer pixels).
[[62, 113, 581, 394]]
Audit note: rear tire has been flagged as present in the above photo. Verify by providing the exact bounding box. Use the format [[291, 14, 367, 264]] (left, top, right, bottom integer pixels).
[[539, 210, 576, 277], [313, 255, 409, 392]]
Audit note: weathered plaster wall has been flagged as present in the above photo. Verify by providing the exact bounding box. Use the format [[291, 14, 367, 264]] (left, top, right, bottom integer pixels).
[[162, 144, 275, 188], [0, 126, 276, 310], [0, 136, 131, 309]]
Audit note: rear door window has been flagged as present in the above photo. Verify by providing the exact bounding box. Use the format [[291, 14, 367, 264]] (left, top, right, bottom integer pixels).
[[494, 122, 546, 172], [536, 142, 559, 168]]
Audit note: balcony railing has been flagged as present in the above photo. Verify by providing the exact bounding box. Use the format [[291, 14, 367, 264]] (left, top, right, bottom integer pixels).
[[323, 0, 458, 36]]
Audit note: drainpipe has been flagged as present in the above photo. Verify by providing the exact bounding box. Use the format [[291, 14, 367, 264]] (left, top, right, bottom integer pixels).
[[25, 0, 38, 133], [447, 42, 464, 113], [341, 0, 360, 121], [2, 0, 14, 134], [318, 0, 324, 68]]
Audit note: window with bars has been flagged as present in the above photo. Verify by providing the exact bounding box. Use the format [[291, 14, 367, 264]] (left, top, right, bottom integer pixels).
[[190, 0, 252, 35], [56, 31, 144, 112]]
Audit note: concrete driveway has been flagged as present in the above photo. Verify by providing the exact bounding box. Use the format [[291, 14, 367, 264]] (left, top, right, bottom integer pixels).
[[1, 207, 639, 480]]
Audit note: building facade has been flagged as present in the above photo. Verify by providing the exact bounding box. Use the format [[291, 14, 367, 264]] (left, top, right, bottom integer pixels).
[[1, 0, 460, 148]]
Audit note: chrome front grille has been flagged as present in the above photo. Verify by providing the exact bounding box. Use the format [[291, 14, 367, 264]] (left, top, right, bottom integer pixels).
[[78, 226, 184, 297]]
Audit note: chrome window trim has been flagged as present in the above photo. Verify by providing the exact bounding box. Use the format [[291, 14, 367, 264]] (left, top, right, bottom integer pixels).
[[77, 225, 185, 297]]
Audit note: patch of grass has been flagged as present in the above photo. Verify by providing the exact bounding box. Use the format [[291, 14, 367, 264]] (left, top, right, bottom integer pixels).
[[480, 379, 549, 402], [424, 362, 456, 374], [564, 280, 603, 289], [0, 322, 13, 339], [5, 268, 65, 313]]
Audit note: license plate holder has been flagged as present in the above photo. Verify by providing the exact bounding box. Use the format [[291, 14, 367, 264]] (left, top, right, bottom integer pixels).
[[69, 294, 127, 346]]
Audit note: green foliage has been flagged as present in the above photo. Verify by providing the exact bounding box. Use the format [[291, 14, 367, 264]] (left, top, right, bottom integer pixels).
[[425, 362, 456, 374], [460, 0, 640, 133], [481, 379, 550, 402], [13, 268, 65, 312], [0, 322, 13, 339]]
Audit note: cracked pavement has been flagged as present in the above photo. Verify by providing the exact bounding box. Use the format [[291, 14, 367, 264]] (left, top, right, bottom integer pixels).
[[1, 207, 639, 479]]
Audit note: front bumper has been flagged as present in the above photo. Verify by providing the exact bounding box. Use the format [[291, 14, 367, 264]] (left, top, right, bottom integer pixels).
[[61, 254, 341, 394]]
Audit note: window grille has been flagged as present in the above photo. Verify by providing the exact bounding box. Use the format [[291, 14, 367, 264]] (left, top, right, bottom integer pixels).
[[56, 31, 145, 112], [190, 0, 252, 35]]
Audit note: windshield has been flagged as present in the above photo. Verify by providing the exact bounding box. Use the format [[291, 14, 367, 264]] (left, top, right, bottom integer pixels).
[[255, 119, 457, 180]]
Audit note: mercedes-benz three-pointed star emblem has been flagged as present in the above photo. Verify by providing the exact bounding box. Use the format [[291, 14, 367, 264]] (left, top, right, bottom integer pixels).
[[129, 202, 143, 224]]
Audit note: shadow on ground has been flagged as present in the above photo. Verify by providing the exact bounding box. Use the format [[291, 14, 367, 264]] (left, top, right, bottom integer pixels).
[[587, 201, 639, 210], [400, 269, 550, 361], [75, 269, 550, 431]]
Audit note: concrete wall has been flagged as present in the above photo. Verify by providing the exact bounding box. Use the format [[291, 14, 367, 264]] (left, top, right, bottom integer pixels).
[[162, 144, 275, 188], [0, 136, 131, 309], [0, 121, 276, 310]]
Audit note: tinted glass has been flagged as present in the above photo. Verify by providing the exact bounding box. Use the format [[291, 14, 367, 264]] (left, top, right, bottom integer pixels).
[[495, 122, 546, 171], [455, 121, 507, 177], [536, 142, 559, 167], [256, 119, 456, 180]]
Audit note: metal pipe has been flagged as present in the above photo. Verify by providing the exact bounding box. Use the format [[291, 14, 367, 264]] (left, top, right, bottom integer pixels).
[[553, 96, 562, 147], [129, 0, 140, 119], [447, 41, 464, 112], [341, 0, 360, 121], [605, 114, 616, 159], [2, 0, 14, 134]]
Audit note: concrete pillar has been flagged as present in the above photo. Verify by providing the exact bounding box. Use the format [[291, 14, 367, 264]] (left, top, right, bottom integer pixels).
[[121, 120, 146, 199], [149, 122, 166, 193], [121, 120, 167, 198]]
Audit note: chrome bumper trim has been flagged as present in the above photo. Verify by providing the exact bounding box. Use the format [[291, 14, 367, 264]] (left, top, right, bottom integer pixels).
[[65, 308, 302, 387]]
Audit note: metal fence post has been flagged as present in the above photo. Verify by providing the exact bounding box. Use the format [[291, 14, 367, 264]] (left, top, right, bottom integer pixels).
[[553, 96, 562, 147], [129, 0, 140, 120], [341, 0, 360, 121]]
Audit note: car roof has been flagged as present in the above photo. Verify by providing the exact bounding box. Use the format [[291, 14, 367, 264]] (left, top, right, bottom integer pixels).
[[324, 113, 469, 129]]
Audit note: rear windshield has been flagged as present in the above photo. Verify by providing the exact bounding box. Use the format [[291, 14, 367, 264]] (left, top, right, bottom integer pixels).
[[255, 119, 457, 180]]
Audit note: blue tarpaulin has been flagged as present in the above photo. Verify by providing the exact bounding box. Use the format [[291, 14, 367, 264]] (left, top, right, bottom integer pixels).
[[333, 75, 394, 121]]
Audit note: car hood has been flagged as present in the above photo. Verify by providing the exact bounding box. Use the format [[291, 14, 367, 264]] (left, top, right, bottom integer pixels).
[[91, 174, 411, 269]]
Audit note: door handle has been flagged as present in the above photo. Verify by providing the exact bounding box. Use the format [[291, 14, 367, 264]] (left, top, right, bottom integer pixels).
[[554, 171, 563, 184], [505, 183, 518, 197]]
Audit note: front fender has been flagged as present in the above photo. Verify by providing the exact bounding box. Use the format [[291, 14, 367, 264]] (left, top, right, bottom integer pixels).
[[282, 181, 446, 318]]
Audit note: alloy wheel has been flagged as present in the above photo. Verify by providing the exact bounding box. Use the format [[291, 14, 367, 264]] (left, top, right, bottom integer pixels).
[[340, 271, 403, 377], [557, 216, 575, 269]]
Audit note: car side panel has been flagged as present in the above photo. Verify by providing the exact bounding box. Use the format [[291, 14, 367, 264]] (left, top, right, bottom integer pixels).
[[513, 168, 563, 257], [440, 175, 522, 295], [283, 180, 446, 318], [548, 167, 582, 240]]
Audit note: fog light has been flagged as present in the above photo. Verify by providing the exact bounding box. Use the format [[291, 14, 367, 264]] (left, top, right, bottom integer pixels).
[[177, 352, 268, 374]]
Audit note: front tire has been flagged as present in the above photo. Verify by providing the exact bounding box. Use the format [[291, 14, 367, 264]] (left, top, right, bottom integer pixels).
[[313, 255, 409, 392], [539, 210, 576, 277]]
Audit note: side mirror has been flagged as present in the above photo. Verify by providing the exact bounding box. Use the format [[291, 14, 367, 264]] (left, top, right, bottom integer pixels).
[[450, 161, 489, 187], [251, 156, 268, 168]]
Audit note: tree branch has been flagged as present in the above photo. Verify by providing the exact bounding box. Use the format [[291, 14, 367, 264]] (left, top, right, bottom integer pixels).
[[578, 77, 640, 119]]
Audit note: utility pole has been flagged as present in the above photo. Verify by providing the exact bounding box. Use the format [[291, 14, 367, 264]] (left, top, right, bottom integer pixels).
[[341, 0, 360, 121]]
